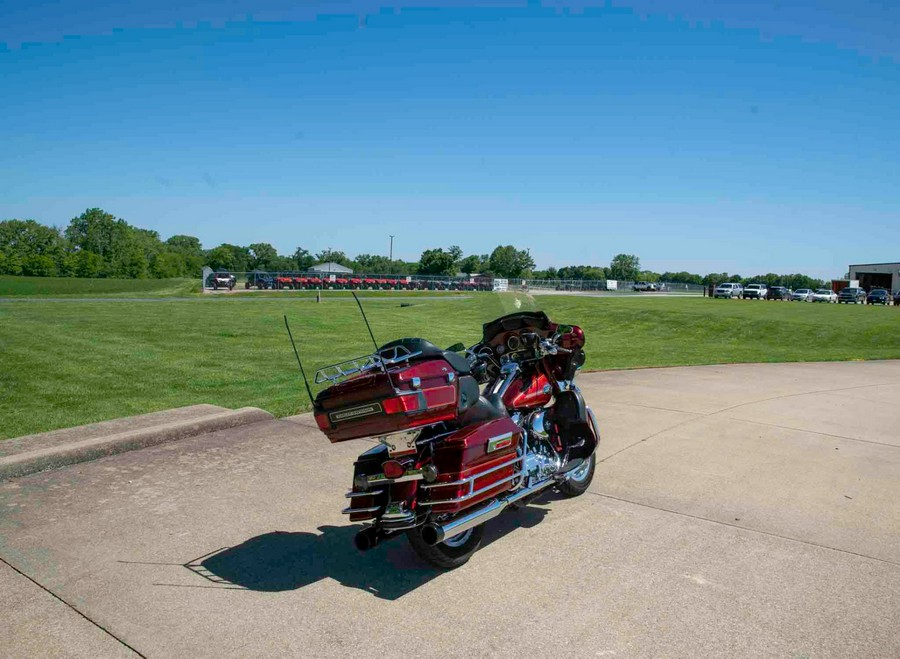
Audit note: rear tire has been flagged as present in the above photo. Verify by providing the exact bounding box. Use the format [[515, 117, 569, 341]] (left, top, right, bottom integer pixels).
[[557, 452, 596, 497], [407, 523, 485, 569]]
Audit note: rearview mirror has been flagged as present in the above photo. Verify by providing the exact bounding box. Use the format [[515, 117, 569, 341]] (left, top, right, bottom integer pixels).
[[446, 342, 465, 353]]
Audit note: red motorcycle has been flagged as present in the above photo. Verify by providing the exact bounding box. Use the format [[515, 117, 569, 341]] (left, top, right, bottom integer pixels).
[[293, 301, 599, 568]]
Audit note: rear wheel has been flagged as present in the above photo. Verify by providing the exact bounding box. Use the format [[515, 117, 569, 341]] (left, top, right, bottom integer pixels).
[[407, 523, 485, 569], [557, 452, 596, 497]]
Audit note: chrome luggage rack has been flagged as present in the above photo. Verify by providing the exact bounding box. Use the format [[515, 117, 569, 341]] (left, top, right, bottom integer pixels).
[[419, 455, 524, 506], [314, 344, 422, 384]]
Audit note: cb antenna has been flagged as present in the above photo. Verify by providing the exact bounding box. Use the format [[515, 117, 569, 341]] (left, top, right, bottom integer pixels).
[[284, 315, 315, 406], [351, 291, 378, 351]]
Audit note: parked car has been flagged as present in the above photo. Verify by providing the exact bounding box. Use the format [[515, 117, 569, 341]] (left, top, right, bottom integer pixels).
[[766, 286, 792, 300], [812, 288, 837, 303], [633, 281, 658, 292], [837, 287, 867, 304], [895, 291, 900, 306], [245, 271, 273, 289], [866, 288, 892, 305], [207, 270, 236, 290], [791, 288, 813, 302], [743, 283, 768, 300], [713, 283, 743, 299]]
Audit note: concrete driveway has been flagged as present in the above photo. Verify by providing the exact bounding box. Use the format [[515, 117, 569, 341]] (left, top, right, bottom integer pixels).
[[1, 361, 899, 657]]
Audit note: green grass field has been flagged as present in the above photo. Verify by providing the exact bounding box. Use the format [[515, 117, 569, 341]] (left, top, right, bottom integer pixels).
[[0, 275, 200, 297], [1, 294, 898, 440]]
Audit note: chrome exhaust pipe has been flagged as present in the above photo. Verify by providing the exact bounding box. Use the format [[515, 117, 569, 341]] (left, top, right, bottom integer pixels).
[[354, 526, 380, 552], [422, 478, 555, 545]]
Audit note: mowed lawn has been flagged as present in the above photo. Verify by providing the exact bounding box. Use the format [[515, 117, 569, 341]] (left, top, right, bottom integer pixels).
[[0, 275, 200, 297], [1, 294, 898, 439]]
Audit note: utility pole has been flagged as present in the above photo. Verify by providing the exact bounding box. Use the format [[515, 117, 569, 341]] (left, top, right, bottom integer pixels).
[[389, 235, 394, 273]]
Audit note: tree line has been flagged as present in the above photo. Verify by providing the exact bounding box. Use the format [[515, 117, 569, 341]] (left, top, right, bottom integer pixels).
[[0, 208, 826, 289], [532, 261, 826, 290]]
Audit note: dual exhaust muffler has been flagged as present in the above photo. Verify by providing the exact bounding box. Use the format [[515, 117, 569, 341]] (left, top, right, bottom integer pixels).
[[421, 477, 555, 545], [355, 473, 566, 551]]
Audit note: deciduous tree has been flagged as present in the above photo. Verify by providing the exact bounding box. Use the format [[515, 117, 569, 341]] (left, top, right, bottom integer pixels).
[[608, 254, 641, 281]]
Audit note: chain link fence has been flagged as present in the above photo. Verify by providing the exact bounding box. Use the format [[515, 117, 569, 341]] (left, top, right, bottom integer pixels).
[[518, 279, 705, 295], [202, 269, 705, 295], [202, 270, 496, 291]]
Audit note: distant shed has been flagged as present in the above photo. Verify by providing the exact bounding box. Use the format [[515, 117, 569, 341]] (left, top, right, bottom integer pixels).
[[847, 262, 900, 292], [308, 262, 353, 274]]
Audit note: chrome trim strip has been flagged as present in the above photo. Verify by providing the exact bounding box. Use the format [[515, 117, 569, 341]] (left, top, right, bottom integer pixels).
[[380, 522, 420, 531], [345, 490, 383, 498], [420, 456, 521, 489], [418, 471, 521, 506], [341, 505, 380, 514], [365, 469, 425, 486]]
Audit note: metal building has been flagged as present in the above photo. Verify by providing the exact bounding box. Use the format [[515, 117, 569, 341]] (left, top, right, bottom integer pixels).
[[847, 262, 900, 292], [308, 262, 353, 274]]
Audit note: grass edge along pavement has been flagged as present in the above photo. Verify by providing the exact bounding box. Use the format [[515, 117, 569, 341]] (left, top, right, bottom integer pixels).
[[1, 294, 898, 440]]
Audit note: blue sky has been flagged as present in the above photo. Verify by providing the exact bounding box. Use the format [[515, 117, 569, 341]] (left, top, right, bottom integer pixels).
[[1, 1, 898, 278]]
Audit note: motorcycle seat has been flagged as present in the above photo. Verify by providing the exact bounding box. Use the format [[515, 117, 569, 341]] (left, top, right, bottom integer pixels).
[[457, 396, 508, 425]]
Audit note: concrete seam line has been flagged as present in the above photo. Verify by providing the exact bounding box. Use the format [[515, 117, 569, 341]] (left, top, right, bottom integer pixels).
[[721, 416, 900, 450], [0, 555, 146, 658], [589, 491, 900, 569], [0, 408, 273, 481]]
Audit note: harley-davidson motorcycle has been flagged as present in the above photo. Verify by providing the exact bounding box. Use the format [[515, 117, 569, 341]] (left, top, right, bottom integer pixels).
[[292, 294, 599, 569]]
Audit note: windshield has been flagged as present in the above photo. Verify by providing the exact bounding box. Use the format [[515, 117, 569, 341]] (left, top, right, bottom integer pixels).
[[816, 289, 830, 294]]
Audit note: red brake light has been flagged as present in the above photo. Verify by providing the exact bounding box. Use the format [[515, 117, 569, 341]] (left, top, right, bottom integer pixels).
[[382, 395, 423, 415], [382, 460, 406, 479]]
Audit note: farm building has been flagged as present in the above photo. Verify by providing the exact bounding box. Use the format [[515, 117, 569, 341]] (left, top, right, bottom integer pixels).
[[308, 262, 353, 274], [847, 262, 900, 292]]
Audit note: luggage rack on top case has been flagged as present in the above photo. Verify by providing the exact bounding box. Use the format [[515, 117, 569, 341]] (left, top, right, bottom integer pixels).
[[314, 344, 423, 384]]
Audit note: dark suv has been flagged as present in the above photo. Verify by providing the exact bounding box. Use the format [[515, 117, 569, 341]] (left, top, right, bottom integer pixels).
[[766, 286, 791, 300], [866, 288, 892, 305], [837, 287, 866, 304]]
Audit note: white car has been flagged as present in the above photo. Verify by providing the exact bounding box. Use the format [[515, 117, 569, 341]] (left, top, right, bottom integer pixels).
[[812, 288, 837, 303], [632, 281, 658, 292], [792, 288, 814, 302]]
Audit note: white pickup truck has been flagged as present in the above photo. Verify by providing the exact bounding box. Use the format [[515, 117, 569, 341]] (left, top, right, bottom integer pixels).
[[632, 281, 658, 292]]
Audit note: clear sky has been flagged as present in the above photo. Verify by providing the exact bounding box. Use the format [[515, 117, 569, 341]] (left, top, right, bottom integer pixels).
[[2, 1, 898, 278]]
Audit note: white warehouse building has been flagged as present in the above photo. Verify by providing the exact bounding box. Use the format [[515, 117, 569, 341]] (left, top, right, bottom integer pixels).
[[847, 262, 900, 292]]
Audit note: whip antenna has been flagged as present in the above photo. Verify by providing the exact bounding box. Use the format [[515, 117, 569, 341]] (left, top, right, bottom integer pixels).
[[284, 315, 315, 405], [351, 291, 378, 351]]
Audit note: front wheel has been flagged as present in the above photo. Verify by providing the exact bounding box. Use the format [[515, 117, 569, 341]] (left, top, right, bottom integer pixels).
[[407, 523, 485, 569], [557, 452, 596, 497]]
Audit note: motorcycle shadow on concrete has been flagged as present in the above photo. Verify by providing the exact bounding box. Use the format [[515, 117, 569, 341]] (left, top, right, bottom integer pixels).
[[190, 501, 555, 600]]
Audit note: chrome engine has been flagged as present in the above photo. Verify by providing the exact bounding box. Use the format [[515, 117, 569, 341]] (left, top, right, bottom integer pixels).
[[513, 410, 562, 486]]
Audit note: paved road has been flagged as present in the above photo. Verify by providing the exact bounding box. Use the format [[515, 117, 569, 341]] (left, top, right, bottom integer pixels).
[[1, 361, 899, 657]]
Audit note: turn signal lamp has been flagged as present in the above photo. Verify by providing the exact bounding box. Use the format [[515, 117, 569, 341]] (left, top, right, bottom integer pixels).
[[381, 460, 406, 480]]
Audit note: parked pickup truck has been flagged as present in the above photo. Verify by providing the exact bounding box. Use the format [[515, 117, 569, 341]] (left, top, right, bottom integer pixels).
[[837, 287, 867, 304], [632, 281, 658, 292], [743, 283, 768, 300]]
